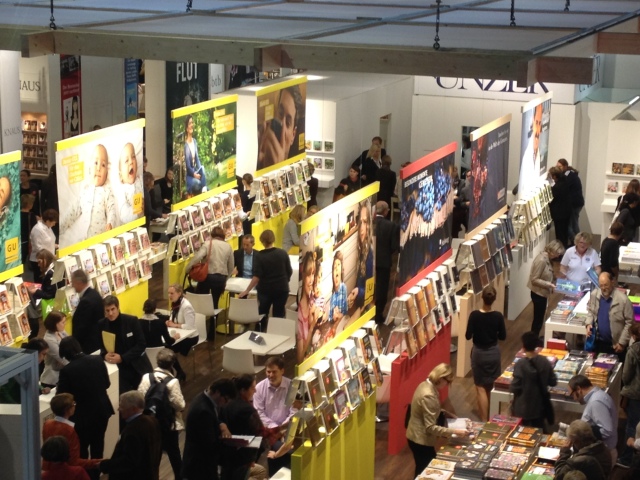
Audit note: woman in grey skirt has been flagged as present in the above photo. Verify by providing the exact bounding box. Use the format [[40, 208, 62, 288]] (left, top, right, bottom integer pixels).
[[465, 285, 506, 421]]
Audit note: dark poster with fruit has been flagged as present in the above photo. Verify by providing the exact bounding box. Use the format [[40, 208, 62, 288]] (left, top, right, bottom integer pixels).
[[468, 115, 510, 231], [398, 143, 455, 291]]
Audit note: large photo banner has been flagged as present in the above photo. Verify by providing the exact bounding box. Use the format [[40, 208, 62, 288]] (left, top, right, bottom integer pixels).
[[256, 77, 307, 172], [56, 119, 146, 254], [518, 92, 552, 198], [171, 95, 238, 210], [0, 151, 22, 282], [398, 143, 455, 291], [60, 55, 82, 139], [468, 115, 511, 231], [297, 183, 379, 363]]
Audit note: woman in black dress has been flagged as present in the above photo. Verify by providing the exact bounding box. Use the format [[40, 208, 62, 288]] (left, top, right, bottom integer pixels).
[[465, 285, 506, 421]]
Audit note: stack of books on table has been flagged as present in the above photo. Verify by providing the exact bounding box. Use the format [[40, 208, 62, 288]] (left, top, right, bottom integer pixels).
[[506, 426, 543, 448], [549, 299, 577, 323], [585, 353, 618, 388], [453, 458, 491, 479], [493, 362, 516, 390], [418, 459, 455, 480], [553, 359, 583, 382], [488, 414, 522, 427]]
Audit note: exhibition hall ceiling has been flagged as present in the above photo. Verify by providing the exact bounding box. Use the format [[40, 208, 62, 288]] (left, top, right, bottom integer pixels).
[[2, 0, 640, 85]]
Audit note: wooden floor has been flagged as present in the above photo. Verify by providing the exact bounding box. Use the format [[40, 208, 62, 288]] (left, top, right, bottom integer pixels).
[[142, 261, 633, 479]]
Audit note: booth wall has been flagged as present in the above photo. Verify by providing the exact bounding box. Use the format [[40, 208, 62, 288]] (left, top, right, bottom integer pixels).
[[1, 51, 21, 153], [145, 60, 167, 177], [234, 93, 258, 178], [334, 76, 413, 185], [80, 56, 125, 133]]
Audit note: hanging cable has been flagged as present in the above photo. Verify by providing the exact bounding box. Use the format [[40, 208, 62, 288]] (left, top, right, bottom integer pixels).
[[433, 0, 442, 50], [565, 0, 570, 12], [49, 0, 57, 30], [186, 0, 193, 13], [510, 0, 516, 26]]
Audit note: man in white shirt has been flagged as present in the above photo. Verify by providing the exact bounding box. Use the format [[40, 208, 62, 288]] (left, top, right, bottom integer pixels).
[[253, 356, 298, 475]]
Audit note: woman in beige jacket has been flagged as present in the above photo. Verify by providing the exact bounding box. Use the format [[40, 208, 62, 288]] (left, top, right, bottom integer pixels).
[[527, 240, 565, 336], [406, 363, 470, 477]]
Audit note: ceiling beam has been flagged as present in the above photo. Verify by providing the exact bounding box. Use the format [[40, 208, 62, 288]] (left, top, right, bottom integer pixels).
[[0, 26, 41, 52], [597, 32, 640, 54], [523, 56, 595, 86], [21, 29, 260, 65]]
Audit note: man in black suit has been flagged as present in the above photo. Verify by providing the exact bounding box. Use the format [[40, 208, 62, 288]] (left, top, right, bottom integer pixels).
[[100, 295, 152, 394], [58, 336, 115, 460], [352, 136, 387, 170], [375, 201, 399, 324], [71, 269, 105, 355], [377, 155, 397, 209], [182, 378, 236, 480], [233, 234, 255, 279], [100, 390, 162, 480]]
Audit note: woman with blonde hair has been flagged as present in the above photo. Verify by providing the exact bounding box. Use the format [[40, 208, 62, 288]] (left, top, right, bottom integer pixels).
[[282, 204, 305, 253], [560, 232, 601, 285], [361, 143, 382, 186], [406, 363, 469, 476]]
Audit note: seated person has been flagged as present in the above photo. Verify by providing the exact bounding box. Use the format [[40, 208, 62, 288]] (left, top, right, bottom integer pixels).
[[554, 420, 612, 480], [233, 234, 255, 279]]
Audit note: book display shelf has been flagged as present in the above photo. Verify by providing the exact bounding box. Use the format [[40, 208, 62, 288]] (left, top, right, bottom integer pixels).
[[21, 113, 49, 175]]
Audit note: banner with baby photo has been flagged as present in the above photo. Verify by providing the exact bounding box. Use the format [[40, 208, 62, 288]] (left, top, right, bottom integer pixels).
[[0, 151, 23, 282], [256, 77, 307, 173], [296, 182, 379, 366], [398, 143, 455, 293], [56, 119, 146, 256], [170, 94, 238, 211]]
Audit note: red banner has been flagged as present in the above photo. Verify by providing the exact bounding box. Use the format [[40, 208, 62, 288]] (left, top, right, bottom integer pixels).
[[60, 55, 82, 139]]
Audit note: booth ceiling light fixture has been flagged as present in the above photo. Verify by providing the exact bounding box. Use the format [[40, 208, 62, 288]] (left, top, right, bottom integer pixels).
[[433, 0, 442, 50]]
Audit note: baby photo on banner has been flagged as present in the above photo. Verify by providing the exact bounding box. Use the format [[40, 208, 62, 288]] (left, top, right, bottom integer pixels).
[[297, 184, 378, 363], [56, 120, 145, 250], [0, 151, 22, 281]]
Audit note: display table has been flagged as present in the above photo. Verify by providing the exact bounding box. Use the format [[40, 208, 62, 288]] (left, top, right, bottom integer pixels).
[[489, 362, 622, 417], [222, 331, 289, 356]]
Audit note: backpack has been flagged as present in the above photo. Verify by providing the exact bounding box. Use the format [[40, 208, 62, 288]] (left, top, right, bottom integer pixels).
[[143, 373, 176, 433]]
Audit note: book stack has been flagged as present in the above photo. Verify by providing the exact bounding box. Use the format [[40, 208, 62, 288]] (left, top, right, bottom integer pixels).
[[488, 451, 530, 476], [553, 359, 583, 383], [489, 414, 522, 427], [416, 467, 453, 480], [506, 426, 543, 448], [548, 386, 571, 400], [493, 362, 516, 390], [453, 459, 491, 479], [520, 463, 554, 480], [549, 299, 577, 323]]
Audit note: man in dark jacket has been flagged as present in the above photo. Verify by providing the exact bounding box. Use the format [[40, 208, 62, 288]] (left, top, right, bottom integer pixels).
[[554, 419, 612, 480], [182, 379, 236, 480], [233, 234, 255, 279], [71, 269, 105, 355], [557, 158, 584, 245], [100, 295, 152, 394], [374, 201, 399, 324], [100, 391, 162, 480], [510, 331, 557, 429]]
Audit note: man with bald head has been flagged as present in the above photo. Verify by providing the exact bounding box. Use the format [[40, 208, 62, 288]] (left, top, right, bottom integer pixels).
[[375, 201, 399, 324], [585, 271, 633, 360]]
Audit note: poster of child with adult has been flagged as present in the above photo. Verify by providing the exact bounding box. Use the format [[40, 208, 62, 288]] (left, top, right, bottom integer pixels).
[[0, 151, 22, 282], [56, 119, 145, 251], [297, 183, 378, 363]]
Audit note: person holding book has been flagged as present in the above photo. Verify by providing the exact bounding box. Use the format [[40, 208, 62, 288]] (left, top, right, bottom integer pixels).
[[465, 285, 507, 421], [559, 231, 601, 285], [406, 363, 469, 477], [510, 331, 557, 430], [528, 240, 565, 336], [585, 272, 633, 360], [618, 323, 640, 468], [554, 420, 612, 480], [253, 357, 298, 475]]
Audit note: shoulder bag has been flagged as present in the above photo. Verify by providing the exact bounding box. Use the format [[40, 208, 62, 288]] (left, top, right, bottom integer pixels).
[[189, 240, 212, 282]]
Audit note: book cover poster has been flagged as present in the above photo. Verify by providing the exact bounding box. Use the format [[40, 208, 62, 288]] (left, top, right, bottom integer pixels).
[[171, 95, 237, 209], [0, 151, 22, 281], [518, 93, 552, 198], [297, 183, 378, 363], [60, 55, 81, 139], [56, 119, 145, 253], [256, 77, 307, 172], [398, 143, 455, 290], [469, 115, 511, 231], [124, 58, 139, 121]]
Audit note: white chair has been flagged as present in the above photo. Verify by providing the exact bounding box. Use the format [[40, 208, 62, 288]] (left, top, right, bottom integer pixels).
[[190, 313, 213, 376], [222, 346, 265, 375], [228, 297, 264, 332], [186, 292, 223, 336], [145, 346, 164, 369], [266, 317, 296, 355]]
